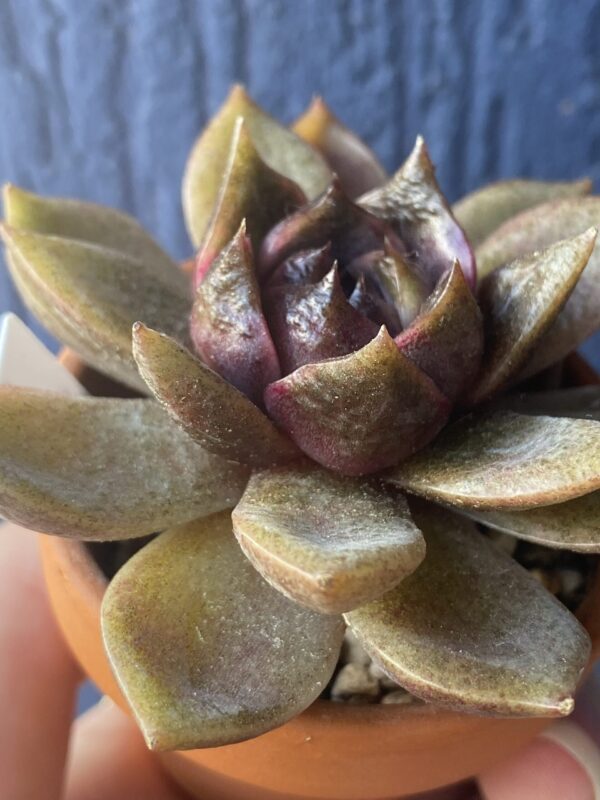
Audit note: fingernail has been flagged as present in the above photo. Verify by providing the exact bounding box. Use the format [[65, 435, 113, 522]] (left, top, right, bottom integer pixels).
[[542, 720, 600, 797]]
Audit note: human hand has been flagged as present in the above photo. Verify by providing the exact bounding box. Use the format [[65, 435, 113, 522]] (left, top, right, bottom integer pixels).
[[1, 521, 598, 800]]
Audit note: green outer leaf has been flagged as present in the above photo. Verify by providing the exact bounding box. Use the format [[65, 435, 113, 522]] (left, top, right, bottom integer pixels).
[[132, 323, 299, 468], [182, 85, 332, 246], [3, 184, 188, 292], [194, 118, 306, 284], [0, 388, 249, 539], [386, 410, 600, 509], [345, 503, 590, 716], [469, 228, 596, 404], [102, 512, 344, 750], [1, 225, 191, 392], [292, 97, 387, 198], [459, 492, 600, 552], [231, 465, 425, 613], [453, 178, 592, 247], [476, 198, 600, 376], [265, 327, 450, 476]]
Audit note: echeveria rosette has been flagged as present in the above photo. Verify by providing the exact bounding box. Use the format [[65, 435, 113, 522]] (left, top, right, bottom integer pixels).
[[1, 85, 600, 752]]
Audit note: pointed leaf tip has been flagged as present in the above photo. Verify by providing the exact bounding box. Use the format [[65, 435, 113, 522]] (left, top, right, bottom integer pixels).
[[193, 118, 306, 286], [345, 503, 590, 716], [293, 97, 387, 198], [469, 227, 596, 405], [360, 136, 476, 290], [183, 87, 331, 246], [265, 327, 450, 476], [191, 222, 281, 406]]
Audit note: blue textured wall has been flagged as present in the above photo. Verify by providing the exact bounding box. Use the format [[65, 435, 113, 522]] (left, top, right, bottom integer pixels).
[[1, 0, 600, 361]]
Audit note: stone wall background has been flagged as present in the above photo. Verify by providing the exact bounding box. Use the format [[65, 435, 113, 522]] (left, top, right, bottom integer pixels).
[[1, 0, 599, 361]]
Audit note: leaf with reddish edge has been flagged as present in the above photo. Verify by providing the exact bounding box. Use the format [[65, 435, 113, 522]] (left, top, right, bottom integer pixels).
[[264, 266, 378, 374], [468, 228, 596, 405], [231, 464, 425, 614], [191, 222, 280, 406], [386, 410, 600, 510], [259, 178, 392, 280], [477, 198, 600, 378], [193, 118, 306, 287], [102, 512, 344, 750], [360, 136, 476, 290], [182, 84, 331, 246], [345, 502, 590, 717], [458, 492, 600, 553], [453, 178, 592, 248], [267, 243, 333, 288], [264, 327, 451, 476], [132, 323, 300, 468], [292, 97, 387, 198], [349, 239, 430, 332], [395, 261, 483, 402]]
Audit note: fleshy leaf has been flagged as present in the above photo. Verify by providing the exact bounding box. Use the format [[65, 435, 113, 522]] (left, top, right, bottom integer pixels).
[[265, 327, 450, 476], [460, 492, 600, 552], [476, 198, 600, 375], [101, 512, 344, 750], [0, 225, 191, 392], [182, 85, 332, 246], [360, 136, 476, 289], [193, 118, 306, 286], [132, 323, 299, 467], [264, 266, 378, 374], [387, 409, 600, 509], [191, 223, 280, 406], [268, 243, 333, 288], [348, 240, 429, 332], [259, 178, 389, 279], [345, 503, 590, 716], [453, 178, 592, 247], [2, 184, 187, 292], [0, 388, 249, 539], [292, 97, 387, 198], [504, 387, 600, 420], [348, 273, 402, 333], [231, 465, 425, 614], [395, 261, 483, 401], [468, 228, 596, 405]]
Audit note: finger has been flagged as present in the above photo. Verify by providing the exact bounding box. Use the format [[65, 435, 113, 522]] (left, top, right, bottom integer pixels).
[[478, 721, 598, 800], [0, 524, 80, 800], [64, 698, 190, 800]]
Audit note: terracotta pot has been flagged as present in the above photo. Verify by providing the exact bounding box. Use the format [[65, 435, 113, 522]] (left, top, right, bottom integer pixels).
[[39, 351, 600, 800]]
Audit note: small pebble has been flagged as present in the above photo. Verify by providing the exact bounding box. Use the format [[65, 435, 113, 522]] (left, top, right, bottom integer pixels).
[[529, 567, 561, 595], [330, 663, 380, 703], [558, 568, 584, 597], [381, 689, 415, 705], [340, 628, 371, 666], [368, 661, 399, 691]]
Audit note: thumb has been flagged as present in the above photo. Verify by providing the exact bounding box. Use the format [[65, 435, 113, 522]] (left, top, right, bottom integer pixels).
[[478, 720, 600, 799]]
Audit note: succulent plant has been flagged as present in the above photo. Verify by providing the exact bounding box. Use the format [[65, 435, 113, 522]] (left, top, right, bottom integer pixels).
[[1, 85, 600, 751]]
